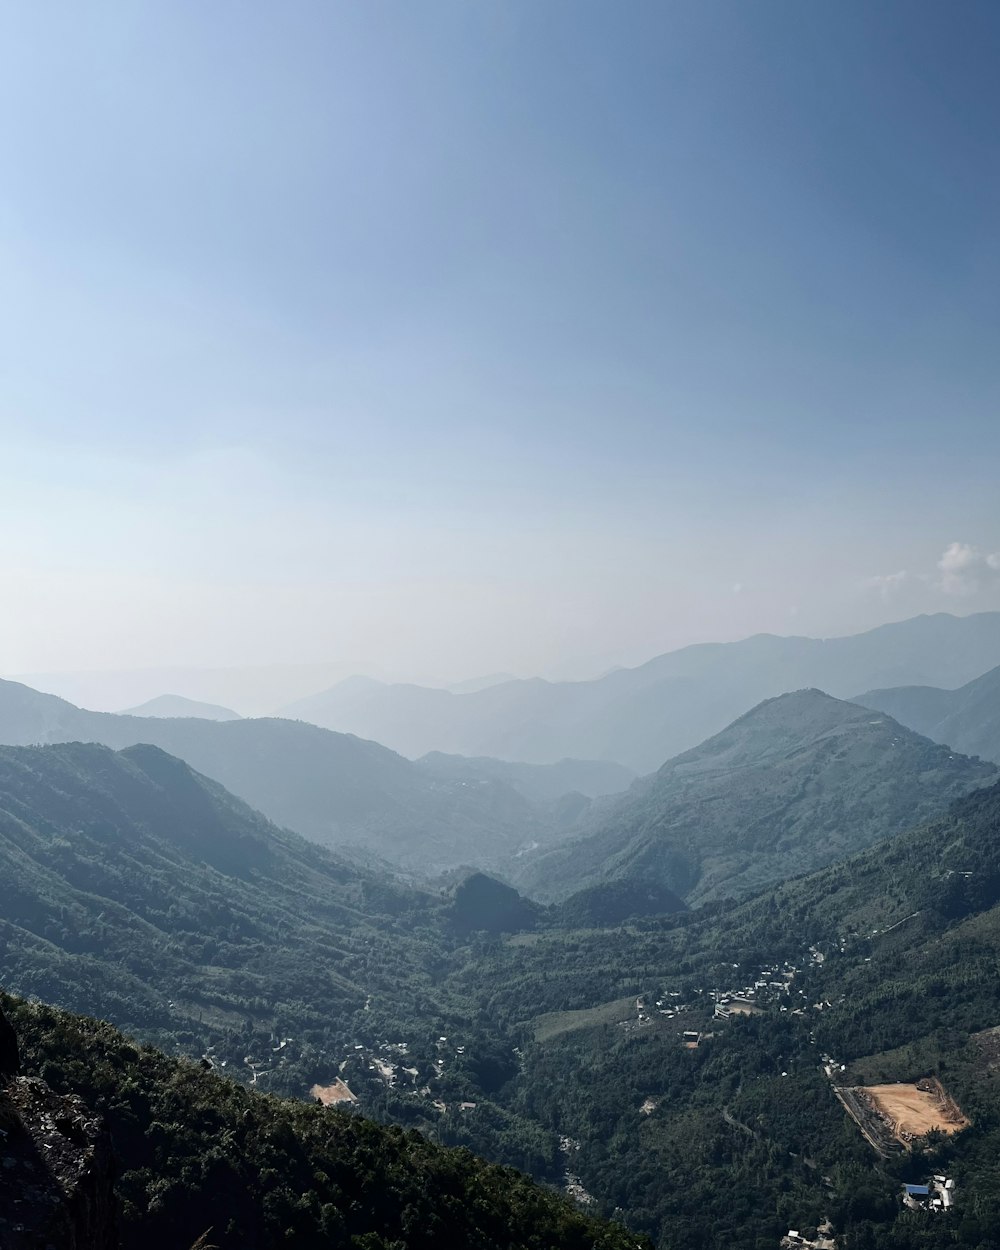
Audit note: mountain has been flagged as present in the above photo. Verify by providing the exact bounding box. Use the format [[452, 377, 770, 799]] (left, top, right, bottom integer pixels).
[[275, 612, 1000, 771], [446, 872, 542, 935], [9, 660, 369, 717], [0, 739, 443, 1070], [516, 689, 998, 903], [553, 879, 688, 927], [0, 736, 594, 1200], [856, 663, 1000, 765], [416, 751, 635, 803], [3, 996, 640, 1250], [119, 693, 243, 720], [0, 679, 567, 874]]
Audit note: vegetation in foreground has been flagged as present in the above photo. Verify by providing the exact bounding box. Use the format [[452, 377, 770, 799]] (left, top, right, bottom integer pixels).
[[4, 994, 645, 1250]]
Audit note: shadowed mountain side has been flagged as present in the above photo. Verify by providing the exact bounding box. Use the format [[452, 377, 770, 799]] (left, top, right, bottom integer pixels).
[[514, 690, 998, 904], [446, 872, 542, 935], [275, 612, 1000, 771], [0, 679, 572, 874], [856, 664, 1000, 766], [553, 879, 688, 927]]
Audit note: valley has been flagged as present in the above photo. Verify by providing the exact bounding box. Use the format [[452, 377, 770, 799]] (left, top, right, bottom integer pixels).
[[5, 637, 1000, 1248], [8, 6, 998, 1245]]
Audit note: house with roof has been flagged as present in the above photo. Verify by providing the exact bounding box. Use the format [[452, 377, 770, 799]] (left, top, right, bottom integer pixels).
[[902, 1177, 955, 1211]]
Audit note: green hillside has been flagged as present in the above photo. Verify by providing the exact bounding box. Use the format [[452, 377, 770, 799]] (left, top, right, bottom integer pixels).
[[0, 740, 450, 1093], [518, 689, 997, 903], [437, 779, 1000, 1249], [2, 993, 643, 1250]]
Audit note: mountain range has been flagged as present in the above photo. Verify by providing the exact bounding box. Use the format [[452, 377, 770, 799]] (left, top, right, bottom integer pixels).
[[0, 678, 607, 874], [277, 612, 1000, 770], [8, 683, 1000, 1247]]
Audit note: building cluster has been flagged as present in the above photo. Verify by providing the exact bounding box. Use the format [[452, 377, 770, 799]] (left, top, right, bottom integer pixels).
[[781, 1220, 836, 1249], [902, 1176, 956, 1212], [711, 959, 799, 1019]]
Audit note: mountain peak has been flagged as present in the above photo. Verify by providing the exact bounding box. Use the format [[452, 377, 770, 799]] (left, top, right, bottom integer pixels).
[[520, 692, 998, 906], [119, 694, 242, 721]]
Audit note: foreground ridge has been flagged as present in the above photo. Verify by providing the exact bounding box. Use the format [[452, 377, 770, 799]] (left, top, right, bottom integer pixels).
[[2, 995, 646, 1250]]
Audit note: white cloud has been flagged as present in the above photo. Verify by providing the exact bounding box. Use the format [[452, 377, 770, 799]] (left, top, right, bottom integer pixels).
[[864, 541, 1000, 602], [937, 541, 1000, 596], [863, 570, 909, 600]]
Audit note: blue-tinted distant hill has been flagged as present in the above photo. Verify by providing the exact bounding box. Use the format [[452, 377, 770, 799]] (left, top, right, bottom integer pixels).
[[120, 693, 243, 720], [416, 750, 634, 803], [278, 612, 1000, 772], [0, 679, 572, 874], [855, 663, 1000, 765]]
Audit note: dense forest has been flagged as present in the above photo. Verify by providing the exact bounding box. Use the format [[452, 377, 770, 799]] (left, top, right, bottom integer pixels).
[[2, 994, 644, 1250]]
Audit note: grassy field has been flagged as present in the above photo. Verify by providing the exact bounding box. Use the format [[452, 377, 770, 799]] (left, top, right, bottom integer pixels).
[[531, 995, 637, 1043]]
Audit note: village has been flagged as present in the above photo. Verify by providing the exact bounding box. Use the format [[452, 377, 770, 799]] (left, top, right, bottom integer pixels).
[[277, 931, 972, 1233]]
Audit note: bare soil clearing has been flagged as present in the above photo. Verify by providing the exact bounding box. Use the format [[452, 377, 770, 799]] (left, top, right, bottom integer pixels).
[[310, 1078, 357, 1105], [864, 1079, 968, 1141]]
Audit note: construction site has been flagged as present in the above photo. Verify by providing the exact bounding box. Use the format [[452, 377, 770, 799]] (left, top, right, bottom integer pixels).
[[834, 1077, 969, 1156]]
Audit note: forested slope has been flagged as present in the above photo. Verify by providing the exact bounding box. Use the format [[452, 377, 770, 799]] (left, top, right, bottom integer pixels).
[[3, 994, 643, 1250], [519, 690, 997, 902]]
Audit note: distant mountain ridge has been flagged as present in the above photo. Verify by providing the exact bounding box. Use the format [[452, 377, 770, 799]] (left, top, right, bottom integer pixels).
[[416, 751, 634, 802], [0, 679, 573, 874], [856, 663, 1000, 765], [276, 612, 1000, 771], [516, 689, 998, 903], [119, 693, 242, 720]]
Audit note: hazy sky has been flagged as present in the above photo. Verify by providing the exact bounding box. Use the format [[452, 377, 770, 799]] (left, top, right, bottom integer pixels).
[[1, 1, 999, 684]]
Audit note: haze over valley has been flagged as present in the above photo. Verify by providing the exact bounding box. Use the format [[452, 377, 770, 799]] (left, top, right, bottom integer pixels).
[[2, 3, 1000, 1249]]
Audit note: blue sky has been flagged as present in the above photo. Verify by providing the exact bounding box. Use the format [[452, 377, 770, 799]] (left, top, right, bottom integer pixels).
[[1, 1, 999, 681]]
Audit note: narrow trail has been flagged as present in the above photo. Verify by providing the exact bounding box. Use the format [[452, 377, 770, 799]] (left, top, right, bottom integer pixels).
[[721, 1105, 758, 1139]]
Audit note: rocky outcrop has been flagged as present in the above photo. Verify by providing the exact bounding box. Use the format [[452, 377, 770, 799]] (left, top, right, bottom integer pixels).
[[0, 1017, 116, 1249]]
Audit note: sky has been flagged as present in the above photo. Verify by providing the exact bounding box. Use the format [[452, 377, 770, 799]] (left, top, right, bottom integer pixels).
[[1, 0, 999, 686]]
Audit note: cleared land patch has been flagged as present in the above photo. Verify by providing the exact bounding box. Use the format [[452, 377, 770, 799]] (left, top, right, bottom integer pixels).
[[310, 1078, 357, 1106], [837, 1078, 968, 1154], [532, 996, 637, 1043], [865, 1080, 969, 1139]]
